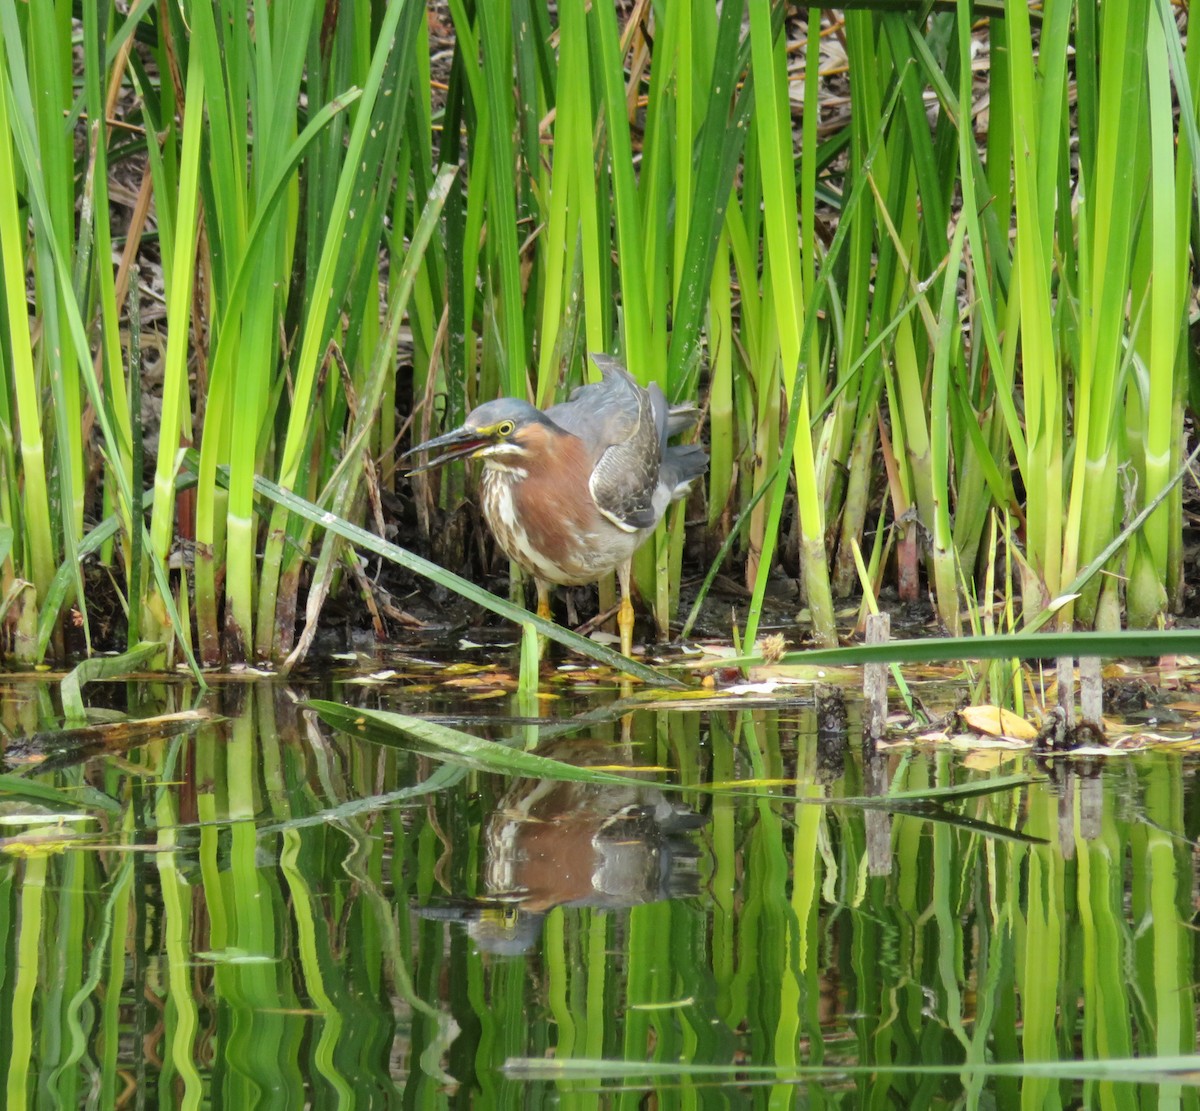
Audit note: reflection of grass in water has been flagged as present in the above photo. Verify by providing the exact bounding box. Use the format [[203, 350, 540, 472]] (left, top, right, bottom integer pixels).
[[498, 1053, 1200, 1087], [0, 682, 1194, 1104]]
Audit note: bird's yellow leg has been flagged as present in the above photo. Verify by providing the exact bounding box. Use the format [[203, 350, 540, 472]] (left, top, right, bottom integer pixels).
[[534, 581, 554, 660], [617, 562, 635, 658], [536, 581, 552, 623]]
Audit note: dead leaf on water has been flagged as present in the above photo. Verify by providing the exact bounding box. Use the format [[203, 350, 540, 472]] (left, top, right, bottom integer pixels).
[[344, 670, 399, 684], [959, 704, 1038, 741], [1115, 730, 1194, 750], [443, 673, 516, 690], [745, 664, 860, 684], [686, 644, 740, 664], [890, 663, 966, 681]]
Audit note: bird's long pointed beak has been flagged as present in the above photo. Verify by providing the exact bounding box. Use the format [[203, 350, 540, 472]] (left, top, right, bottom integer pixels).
[[403, 425, 491, 475]]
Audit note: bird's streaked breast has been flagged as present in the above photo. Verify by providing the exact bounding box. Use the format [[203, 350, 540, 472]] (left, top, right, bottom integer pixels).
[[476, 424, 650, 586]]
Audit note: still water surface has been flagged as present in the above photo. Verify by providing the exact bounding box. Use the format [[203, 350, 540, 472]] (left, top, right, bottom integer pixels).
[[0, 662, 1196, 1108]]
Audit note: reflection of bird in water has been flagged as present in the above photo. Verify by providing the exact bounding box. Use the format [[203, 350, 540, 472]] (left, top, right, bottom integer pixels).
[[406, 355, 707, 655], [417, 739, 707, 955]]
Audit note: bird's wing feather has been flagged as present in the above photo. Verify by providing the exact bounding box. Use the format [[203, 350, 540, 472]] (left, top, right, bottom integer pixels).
[[549, 356, 639, 437], [588, 396, 661, 532], [548, 356, 664, 531], [589, 360, 663, 531]]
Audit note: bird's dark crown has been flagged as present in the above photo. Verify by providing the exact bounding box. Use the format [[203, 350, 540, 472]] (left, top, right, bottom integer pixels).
[[465, 398, 557, 436], [406, 396, 570, 475]]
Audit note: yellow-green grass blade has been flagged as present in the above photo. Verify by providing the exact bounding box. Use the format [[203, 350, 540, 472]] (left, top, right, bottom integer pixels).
[[0, 50, 54, 606], [146, 48, 205, 605], [743, 52, 901, 652], [1162, 0, 1200, 611], [730, 627, 1200, 673], [0, 3, 199, 670], [188, 0, 249, 301], [533, 0, 585, 407], [637, 0, 678, 352], [192, 88, 362, 660], [27, 0, 85, 550], [1065, 0, 1146, 625], [745, 1, 834, 646], [1005, 0, 1064, 616], [1124, 11, 1176, 624], [313, 702, 682, 784], [477, 0, 527, 396], [590, 0, 657, 379], [81, 2, 133, 491], [255, 0, 421, 657], [929, 217, 969, 634], [667, 0, 753, 396], [280, 164, 457, 671], [953, 0, 1025, 470]]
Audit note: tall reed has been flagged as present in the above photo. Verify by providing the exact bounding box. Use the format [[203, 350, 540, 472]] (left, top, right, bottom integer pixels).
[[0, 0, 1193, 667]]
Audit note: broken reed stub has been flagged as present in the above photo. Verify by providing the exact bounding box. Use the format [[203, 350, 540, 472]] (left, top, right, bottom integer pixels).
[[1079, 655, 1103, 723], [862, 612, 890, 746], [1056, 656, 1076, 729], [1056, 655, 1102, 731]]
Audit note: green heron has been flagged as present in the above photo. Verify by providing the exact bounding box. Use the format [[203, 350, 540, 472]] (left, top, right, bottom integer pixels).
[[407, 354, 706, 656]]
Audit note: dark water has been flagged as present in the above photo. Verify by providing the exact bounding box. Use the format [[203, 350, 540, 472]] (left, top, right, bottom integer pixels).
[[0, 663, 1197, 1108]]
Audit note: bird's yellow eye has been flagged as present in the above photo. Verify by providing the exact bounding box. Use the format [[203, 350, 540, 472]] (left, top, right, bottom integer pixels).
[[496, 420, 515, 437]]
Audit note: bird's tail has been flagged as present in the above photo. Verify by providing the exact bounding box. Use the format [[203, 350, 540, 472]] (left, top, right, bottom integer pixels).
[[661, 442, 708, 501], [665, 403, 701, 438]]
